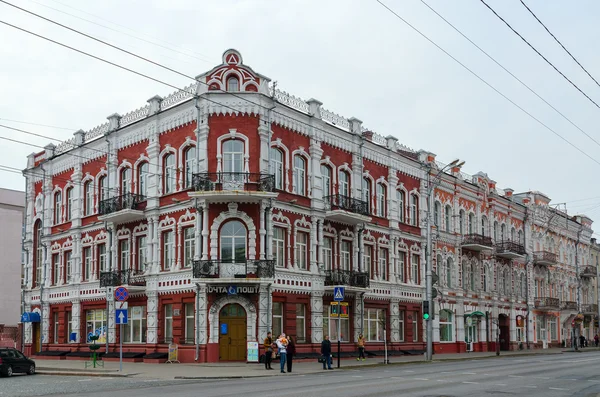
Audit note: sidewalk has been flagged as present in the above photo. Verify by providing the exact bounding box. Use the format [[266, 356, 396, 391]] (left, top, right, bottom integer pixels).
[[33, 347, 587, 380]]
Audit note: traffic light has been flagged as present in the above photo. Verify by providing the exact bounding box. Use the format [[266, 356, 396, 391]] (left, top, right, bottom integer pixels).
[[423, 300, 435, 321]]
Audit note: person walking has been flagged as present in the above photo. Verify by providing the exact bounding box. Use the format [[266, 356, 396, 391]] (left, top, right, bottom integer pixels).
[[321, 335, 333, 370], [356, 333, 366, 361], [263, 331, 274, 370], [286, 336, 295, 373], [276, 333, 288, 373], [594, 334, 599, 348]]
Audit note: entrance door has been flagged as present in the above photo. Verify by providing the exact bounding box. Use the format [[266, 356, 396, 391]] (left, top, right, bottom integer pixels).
[[499, 315, 510, 351], [32, 323, 41, 353], [219, 304, 247, 361]]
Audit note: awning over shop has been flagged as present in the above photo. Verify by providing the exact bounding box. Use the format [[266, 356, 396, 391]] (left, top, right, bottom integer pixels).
[[465, 311, 485, 317], [20, 312, 40, 323]]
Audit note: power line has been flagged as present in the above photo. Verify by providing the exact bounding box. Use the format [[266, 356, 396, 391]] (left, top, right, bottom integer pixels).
[[0, 117, 76, 131], [375, 0, 600, 168], [419, 0, 600, 150], [479, 0, 600, 110], [519, 0, 600, 90]]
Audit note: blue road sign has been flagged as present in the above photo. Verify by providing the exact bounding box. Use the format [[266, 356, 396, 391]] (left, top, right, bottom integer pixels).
[[115, 287, 129, 302], [116, 309, 128, 324], [333, 286, 345, 302]]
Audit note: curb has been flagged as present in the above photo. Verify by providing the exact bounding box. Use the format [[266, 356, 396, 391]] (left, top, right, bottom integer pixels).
[[37, 370, 129, 378], [38, 366, 117, 373]]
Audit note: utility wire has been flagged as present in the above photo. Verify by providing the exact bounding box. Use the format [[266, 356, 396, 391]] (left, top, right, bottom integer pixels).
[[0, 117, 76, 131], [375, 0, 600, 168], [479, 0, 600, 110], [519, 0, 600, 90], [420, 0, 600, 149]]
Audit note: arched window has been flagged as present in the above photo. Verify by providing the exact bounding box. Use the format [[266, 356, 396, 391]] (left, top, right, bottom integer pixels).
[[84, 181, 93, 216], [468, 213, 475, 234], [227, 76, 239, 92], [481, 216, 488, 236], [98, 176, 107, 203], [517, 230, 523, 244], [321, 165, 332, 197], [397, 190, 405, 223], [376, 183, 386, 217], [164, 154, 176, 194], [339, 171, 349, 197], [34, 220, 42, 288], [462, 263, 468, 289], [271, 148, 284, 190], [521, 273, 527, 297], [439, 309, 454, 342], [138, 162, 149, 196], [65, 187, 73, 221], [436, 254, 443, 275], [498, 269, 505, 294], [504, 270, 510, 295], [500, 224, 506, 241], [120, 167, 131, 195], [223, 140, 244, 174], [184, 147, 196, 189], [483, 264, 491, 292], [362, 178, 371, 213], [409, 194, 418, 226], [434, 202, 441, 227], [446, 257, 453, 288], [220, 220, 247, 263], [493, 221, 499, 241], [459, 210, 465, 234], [445, 205, 452, 232], [294, 155, 306, 196], [54, 191, 62, 225]]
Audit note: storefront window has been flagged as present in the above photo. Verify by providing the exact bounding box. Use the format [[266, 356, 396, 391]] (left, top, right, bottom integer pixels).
[[399, 310, 405, 342], [323, 305, 349, 342], [296, 304, 306, 343], [439, 310, 453, 342], [124, 306, 147, 343], [185, 303, 195, 344], [548, 317, 557, 341], [272, 302, 283, 338], [86, 309, 106, 344], [164, 304, 173, 343], [412, 311, 419, 342], [363, 309, 385, 342]]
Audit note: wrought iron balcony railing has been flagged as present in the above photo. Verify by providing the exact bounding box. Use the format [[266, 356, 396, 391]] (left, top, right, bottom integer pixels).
[[462, 233, 493, 247], [561, 301, 578, 311], [496, 240, 526, 256], [534, 297, 560, 309], [191, 172, 275, 192], [323, 194, 370, 217], [581, 304, 598, 314], [324, 270, 370, 288], [192, 259, 275, 279], [99, 270, 146, 287], [99, 193, 145, 215], [533, 251, 557, 266], [580, 266, 597, 278]]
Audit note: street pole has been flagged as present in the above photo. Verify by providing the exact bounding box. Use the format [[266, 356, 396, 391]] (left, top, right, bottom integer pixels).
[[425, 170, 433, 361], [119, 323, 123, 372], [337, 316, 341, 368]]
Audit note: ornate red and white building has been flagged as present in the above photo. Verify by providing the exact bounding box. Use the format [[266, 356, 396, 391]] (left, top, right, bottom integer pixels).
[[21, 50, 431, 362]]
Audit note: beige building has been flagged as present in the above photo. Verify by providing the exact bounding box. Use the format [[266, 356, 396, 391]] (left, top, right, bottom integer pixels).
[[0, 188, 25, 326]]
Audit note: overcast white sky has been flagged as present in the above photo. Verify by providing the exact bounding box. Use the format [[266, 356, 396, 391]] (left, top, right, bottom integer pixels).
[[1, 0, 600, 230]]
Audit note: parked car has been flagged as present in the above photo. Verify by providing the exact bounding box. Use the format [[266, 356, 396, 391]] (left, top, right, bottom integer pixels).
[[0, 348, 36, 377]]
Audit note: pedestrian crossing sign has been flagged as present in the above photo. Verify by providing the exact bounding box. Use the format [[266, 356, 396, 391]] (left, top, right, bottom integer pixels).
[[333, 286, 345, 301]]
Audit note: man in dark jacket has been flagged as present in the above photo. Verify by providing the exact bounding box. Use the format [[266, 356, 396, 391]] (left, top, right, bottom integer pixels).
[[263, 331, 273, 370], [321, 335, 333, 370]]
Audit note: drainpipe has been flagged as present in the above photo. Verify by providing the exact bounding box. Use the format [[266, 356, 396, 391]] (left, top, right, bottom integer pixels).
[[195, 202, 203, 362]]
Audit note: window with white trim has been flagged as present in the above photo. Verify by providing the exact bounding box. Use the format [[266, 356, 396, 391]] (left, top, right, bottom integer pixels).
[[294, 155, 306, 196], [120, 239, 130, 272], [409, 194, 418, 226], [397, 251, 405, 282], [272, 302, 283, 338], [183, 227, 195, 268], [296, 304, 306, 343], [364, 245, 372, 276], [136, 236, 146, 273], [138, 162, 149, 196], [270, 148, 284, 190], [439, 309, 454, 342], [323, 237, 333, 271], [98, 244, 107, 273], [163, 231, 174, 270], [341, 240, 351, 271], [52, 254, 59, 286], [445, 205, 452, 232], [459, 210, 465, 235], [397, 190, 405, 223], [363, 308, 385, 342], [123, 306, 147, 343], [121, 167, 131, 195], [399, 310, 405, 342], [446, 257, 453, 288], [468, 213, 475, 234], [164, 154, 176, 194], [296, 231, 308, 270], [220, 220, 246, 263], [164, 304, 173, 343], [65, 251, 72, 283], [184, 147, 196, 189], [379, 248, 388, 280], [54, 191, 62, 225], [412, 310, 419, 342], [83, 247, 92, 281], [376, 183, 385, 217], [227, 76, 239, 92], [98, 176, 108, 203], [273, 227, 285, 267], [321, 165, 331, 197], [84, 181, 93, 216], [434, 202, 440, 227], [411, 253, 419, 284], [184, 303, 195, 344], [362, 178, 371, 213], [65, 188, 73, 221], [53, 312, 59, 344], [339, 171, 349, 197]]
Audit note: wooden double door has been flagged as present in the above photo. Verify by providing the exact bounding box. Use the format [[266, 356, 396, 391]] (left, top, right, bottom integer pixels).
[[219, 304, 247, 361]]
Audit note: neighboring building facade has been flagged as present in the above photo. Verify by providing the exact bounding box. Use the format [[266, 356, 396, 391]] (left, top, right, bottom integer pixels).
[[0, 188, 25, 328], [20, 49, 596, 362]]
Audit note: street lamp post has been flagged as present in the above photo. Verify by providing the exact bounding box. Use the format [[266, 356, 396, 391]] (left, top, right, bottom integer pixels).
[[425, 159, 463, 361]]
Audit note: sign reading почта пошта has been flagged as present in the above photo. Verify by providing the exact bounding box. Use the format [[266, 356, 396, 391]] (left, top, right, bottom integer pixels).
[[207, 285, 259, 295]]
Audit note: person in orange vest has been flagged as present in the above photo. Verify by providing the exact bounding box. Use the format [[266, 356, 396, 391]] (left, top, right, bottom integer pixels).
[[357, 333, 366, 361]]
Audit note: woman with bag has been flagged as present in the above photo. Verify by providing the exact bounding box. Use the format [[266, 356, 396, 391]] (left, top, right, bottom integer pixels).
[[286, 336, 296, 373]]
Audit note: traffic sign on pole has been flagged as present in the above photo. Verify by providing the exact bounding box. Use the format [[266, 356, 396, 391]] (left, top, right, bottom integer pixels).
[[116, 301, 128, 310], [116, 309, 128, 324], [115, 287, 129, 302], [333, 286, 345, 302]]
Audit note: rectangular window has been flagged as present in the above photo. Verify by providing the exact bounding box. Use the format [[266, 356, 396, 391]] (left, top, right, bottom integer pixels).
[[439, 310, 454, 342], [410, 195, 418, 226], [323, 237, 333, 271], [120, 239, 130, 271], [397, 251, 405, 282], [83, 247, 92, 281], [274, 227, 285, 267], [164, 304, 173, 343], [397, 190, 405, 223], [53, 312, 59, 344], [66, 189, 72, 221], [548, 317, 557, 341], [364, 245, 372, 276], [163, 231, 174, 270], [379, 248, 388, 280], [341, 241, 351, 271], [52, 254, 60, 285], [137, 236, 147, 273], [124, 306, 147, 344], [67, 311, 72, 342], [183, 228, 195, 268], [85, 182, 93, 216], [294, 156, 306, 196], [85, 309, 106, 344], [65, 251, 72, 283], [412, 311, 419, 342], [296, 304, 306, 343], [184, 303, 195, 344], [272, 302, 283, 338], [377, 184, 385, 217], [296, 232, 308, 270], [411, 254, 419, 284], [323, 305, 349, 342], [399, 310, 405, 342], [98, 244, 107, 273], [363, 309, 386, 342]]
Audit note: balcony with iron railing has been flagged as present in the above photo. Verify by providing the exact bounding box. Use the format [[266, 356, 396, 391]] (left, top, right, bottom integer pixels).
[[99, 269, 146, 288], [98, 193, 146, 224], [496, 240, 526, 259], [561, 301, 578, 311], [192, 259, 275, 279], [324, 269, 370, 289], [581, 304, 598, 314], [461, 234, 494, 252], [533, 251, 557, 267], [580, 266, 597, 278], [323, 194, 371, 224], [189, 172, 278, 203], [534, 297, 560, 310]]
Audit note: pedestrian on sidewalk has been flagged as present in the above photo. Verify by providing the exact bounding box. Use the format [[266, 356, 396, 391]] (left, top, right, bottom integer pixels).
[[263, 331, 274, 370], [595, 334, 599, 348], [356, 333, 366, 361], [276, 333, 288, 373], [286, 336, 295, 373], [321, 335, 333, 370]]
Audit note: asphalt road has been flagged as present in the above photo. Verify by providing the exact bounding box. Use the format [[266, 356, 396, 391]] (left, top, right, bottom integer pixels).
[[4, 352, 600, 397]]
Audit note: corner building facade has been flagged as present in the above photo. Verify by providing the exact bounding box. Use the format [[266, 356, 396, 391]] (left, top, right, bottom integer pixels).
[[22, 50, 430, 362]]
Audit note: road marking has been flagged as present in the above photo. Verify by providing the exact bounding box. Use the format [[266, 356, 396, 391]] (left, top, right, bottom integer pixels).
[[533, 377, 550, 380], [404, 370, 415, 373], [462, 372, 477, 375], [549, 387, 569, 391], [493, 384, 507, 386], [462, 381, 479, 384], [588, 380, 600, 383], [524, 385, 538, 388], [483, 373, 492, 376], [440, 371, 453, 374], [414, 378, 429, 381], [509, 375, 523, 378], [352, 376, 363, 378], [565, 357, 600, 363], [563, 378, 578, 381], [77, 379, 92, 382]]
